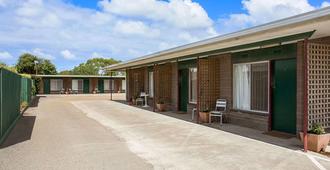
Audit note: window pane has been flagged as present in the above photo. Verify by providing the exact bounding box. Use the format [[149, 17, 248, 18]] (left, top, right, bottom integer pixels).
[[78, 80, 83, 90], [51, 79, 63, 91], [149, 72, 154, 97], [104, 80, 110, 90], [189, 68, 197, 103], [72, 80, 78, 90], [233, 64, 251, 110], [251, 63, 268, 112]]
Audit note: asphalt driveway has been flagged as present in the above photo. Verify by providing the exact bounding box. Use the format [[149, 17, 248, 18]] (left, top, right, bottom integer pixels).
[[0, 94, 329, 170]]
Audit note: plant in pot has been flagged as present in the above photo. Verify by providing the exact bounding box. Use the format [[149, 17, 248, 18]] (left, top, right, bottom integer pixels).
[[300, 124, 330, 152], [199, 108, 210, 123], [157, 98, 166, 112], [132, 94, 138, 105]]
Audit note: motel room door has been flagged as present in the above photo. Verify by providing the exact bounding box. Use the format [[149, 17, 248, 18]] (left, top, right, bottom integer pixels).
[[179, 69, 189, 112], [272, 59, 297, 134]]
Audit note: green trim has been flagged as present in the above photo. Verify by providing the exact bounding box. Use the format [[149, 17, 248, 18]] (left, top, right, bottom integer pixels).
[[232, 44, 297, 63], [178, 59, 197, 70]]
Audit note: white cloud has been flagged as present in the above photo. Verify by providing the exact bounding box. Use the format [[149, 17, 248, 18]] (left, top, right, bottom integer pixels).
[[61, 50, 76, 60], [31, 48, 54, 60], [321, 1, 330, 8], [0, 51, 13, 60], [99, 0, 213, 29], [113, 20, 160, 37], [217, 0, 322, 33]]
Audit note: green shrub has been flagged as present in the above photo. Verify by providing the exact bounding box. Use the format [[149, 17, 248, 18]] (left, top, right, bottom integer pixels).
[[309, 124, 325, 135], [20, 101, 29, 110]]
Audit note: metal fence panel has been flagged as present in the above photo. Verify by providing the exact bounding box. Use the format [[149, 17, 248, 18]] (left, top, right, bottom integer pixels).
[[0, 68, 21, 140], [21, 78, 32, 104]]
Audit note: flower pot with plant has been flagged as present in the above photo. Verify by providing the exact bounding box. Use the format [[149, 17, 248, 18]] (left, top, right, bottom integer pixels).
[[157, 98, 166, 112], [300, 124, 330, 152], [199, 109, 210, 123]]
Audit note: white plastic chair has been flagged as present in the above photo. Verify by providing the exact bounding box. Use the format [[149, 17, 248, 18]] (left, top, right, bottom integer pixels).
[[209, 99, 227, 125]]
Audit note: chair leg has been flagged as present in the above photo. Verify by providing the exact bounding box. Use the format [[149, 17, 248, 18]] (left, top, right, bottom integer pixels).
[[220, 115, 222, 125]]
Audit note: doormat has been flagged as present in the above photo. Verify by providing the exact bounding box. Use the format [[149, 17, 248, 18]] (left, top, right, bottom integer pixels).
[[263, 131, 296, 139]]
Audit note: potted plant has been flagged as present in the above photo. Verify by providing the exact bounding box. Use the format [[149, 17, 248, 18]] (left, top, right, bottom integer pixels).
[[199, 108, 210, 123], [300, 124, 330, 152], [157, 98, 166, 112], [132, 95, 137, 105]]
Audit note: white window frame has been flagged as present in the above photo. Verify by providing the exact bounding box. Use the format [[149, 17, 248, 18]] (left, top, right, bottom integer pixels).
[[148, 72, 154, 97], [189, 67, 197, 104], [104, 79, 110, 91], [122, 80, 126, 91], [72, 79, 83, 91], [50, 79, 63, 91], [233, 61, 269, 114]]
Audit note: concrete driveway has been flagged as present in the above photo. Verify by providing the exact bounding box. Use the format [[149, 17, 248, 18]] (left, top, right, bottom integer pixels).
[[1, 94, 329, 170]]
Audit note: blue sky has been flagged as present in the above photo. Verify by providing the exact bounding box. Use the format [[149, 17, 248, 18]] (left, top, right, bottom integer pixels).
[[0, 0, 329, 71]]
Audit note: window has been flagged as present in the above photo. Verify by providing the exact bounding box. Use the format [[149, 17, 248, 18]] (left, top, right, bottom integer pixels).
[[104, 80, 110, 91], [148, 72, 154, 97], [72, 79, 83, 91], [233, 62, 269, 112], [104, 80, 114, 91], [50, 79, 63, 91], [122, 80, 126, 91], [189, 68, 197, 103]]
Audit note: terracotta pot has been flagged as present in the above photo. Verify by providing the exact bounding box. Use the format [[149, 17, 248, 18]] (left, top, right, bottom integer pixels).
[[157, 104, 166, 112], [199, 112, 209, 123], [299, 132, 330, 152]]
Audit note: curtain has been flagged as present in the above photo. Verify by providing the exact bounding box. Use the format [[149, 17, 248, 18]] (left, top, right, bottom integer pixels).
[[149, 72, 154, 97], [233, 64, 251, 110], [104, 80, 110, 90]]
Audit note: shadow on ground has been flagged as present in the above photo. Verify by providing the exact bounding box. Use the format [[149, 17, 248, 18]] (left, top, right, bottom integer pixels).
[[0, 96, 43, 149], [0, 115, 36, 149], [112, 99, 303, 151]]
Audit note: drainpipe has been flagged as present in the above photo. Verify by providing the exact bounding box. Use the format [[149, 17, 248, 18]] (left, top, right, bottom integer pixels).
[[110, 71, 113, 101], [196, 56, 200, 123], [153, 64, 156, 112], [303, 39, 308, 152]]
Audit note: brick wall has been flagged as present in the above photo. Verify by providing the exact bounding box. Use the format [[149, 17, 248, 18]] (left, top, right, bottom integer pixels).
[[171, 62, 178, 111], [219, 54, 232, 109]]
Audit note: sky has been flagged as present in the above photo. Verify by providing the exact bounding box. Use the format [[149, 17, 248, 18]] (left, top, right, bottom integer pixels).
[[0, 0, 329, 71]]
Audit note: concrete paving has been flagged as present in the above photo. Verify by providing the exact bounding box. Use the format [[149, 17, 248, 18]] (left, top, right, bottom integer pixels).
[[1, 94, 330, 170]]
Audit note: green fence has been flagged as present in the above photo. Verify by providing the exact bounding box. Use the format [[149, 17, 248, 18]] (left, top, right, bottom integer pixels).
[[21, 77, 33, 104], [0, 68, 34, 143]]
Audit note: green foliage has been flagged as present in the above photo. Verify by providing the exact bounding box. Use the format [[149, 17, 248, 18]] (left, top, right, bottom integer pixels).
[[309, 124, 326, 135], [59, 70, 73, 75], [32, 77, 42, 95], [16, 53, 57, 75], [20, 101, 29, 111], [71, 57, 120, 75], [0, 62, 17, 73]]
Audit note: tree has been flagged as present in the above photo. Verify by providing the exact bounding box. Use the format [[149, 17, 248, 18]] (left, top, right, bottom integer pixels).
[[16, 53, 57, 75], [59, 70, 73, 75], [16, 53, 38, 74], [71, 57, 120, 75], [41, 60, 57, 75]]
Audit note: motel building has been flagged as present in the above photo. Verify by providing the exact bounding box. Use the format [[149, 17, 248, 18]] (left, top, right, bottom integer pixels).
[[106, 7, 330, 147], [33, 75, 126, 94]]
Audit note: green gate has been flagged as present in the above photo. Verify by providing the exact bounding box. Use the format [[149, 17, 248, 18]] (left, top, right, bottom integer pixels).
[[98, 79, 104, 93], [272, 59, 297, 134]]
